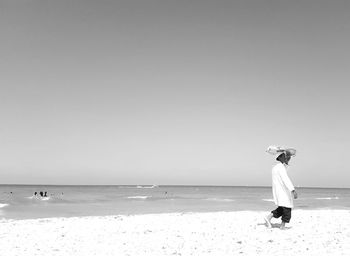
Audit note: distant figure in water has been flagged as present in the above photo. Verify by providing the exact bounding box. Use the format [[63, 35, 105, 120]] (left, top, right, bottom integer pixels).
[[39, 191, 44, 197], [34, 192, 38, 196], [264, 151, 298, 230], [44, 191, 48, 197]]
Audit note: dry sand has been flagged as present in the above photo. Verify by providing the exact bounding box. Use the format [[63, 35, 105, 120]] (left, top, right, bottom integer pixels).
[[1, 210, 349, 256]]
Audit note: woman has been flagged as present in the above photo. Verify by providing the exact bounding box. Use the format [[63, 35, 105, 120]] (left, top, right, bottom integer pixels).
[[264, 151, 298, 230]]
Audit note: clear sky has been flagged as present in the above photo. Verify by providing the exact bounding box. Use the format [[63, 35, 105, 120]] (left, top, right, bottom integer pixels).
[[1, 0, 349, 187]]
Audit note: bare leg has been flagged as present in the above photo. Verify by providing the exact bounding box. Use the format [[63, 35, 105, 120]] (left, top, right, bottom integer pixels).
[[264, 213, 273, 228], [280, 221, 286, 230]]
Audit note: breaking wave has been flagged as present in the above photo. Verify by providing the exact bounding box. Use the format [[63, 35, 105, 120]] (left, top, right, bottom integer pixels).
[[127, 196, 151, 199], [262, 199, 274, 202], [205, 198, 235, 202], [315, 197, 339, 200]]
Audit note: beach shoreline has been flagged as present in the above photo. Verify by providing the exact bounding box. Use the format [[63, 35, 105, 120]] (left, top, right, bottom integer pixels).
[[1, 209, 349, 256]]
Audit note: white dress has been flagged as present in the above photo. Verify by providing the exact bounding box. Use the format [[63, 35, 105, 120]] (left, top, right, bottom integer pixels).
[[272, 162, 295, 208]]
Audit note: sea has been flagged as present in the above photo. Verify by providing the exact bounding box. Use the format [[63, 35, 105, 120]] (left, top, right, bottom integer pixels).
[[1, 185, 349, 220]]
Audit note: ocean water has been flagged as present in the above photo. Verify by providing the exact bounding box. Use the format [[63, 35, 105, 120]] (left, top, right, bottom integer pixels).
[[0, 185, 349, 220]]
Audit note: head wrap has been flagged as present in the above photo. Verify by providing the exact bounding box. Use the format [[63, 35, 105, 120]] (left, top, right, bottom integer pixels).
[[266, 145, 296, 157]]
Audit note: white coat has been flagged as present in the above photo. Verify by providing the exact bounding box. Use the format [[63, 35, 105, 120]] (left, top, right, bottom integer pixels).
[[272, 162, 295, 208]]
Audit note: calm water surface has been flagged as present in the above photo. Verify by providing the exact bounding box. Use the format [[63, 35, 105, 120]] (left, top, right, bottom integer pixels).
[[1, 185, 349, 219]]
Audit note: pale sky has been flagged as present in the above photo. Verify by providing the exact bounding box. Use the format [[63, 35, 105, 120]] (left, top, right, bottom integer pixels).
[[1, 0, 349, 187]]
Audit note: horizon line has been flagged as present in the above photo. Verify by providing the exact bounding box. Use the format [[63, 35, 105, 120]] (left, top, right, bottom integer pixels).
[[0, 184, 349, 189]]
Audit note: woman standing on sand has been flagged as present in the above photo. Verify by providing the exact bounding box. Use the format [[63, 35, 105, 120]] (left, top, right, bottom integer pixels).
[[265, 149, 298, 230]]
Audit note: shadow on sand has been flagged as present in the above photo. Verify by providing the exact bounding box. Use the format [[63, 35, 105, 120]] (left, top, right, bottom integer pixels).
[[257, 222, 292, 230]]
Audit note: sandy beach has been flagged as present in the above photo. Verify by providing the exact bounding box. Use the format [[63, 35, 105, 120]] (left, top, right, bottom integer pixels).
[[1, 210, 349, 256]]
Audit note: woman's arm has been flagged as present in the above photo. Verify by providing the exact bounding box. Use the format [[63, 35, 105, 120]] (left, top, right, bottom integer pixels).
[[280, 167, 295, 192]]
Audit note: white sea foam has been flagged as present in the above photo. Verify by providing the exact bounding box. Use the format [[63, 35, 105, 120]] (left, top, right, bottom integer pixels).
[[27, 196, 51, 200], [205, 198, 235, 202], [0, 203, 9, 208], [136, 185, 158, 189], [127, 196, 151, 199], [315, 197, 339, 200], [262, 199, 274, 202]]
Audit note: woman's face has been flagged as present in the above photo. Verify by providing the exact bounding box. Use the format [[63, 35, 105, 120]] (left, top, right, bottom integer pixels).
[[285, 154, 292, 164], [278, 153, 291, 164]]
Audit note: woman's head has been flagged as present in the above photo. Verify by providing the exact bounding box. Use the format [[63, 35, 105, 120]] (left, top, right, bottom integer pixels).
[[276, 152, 292, 165]]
